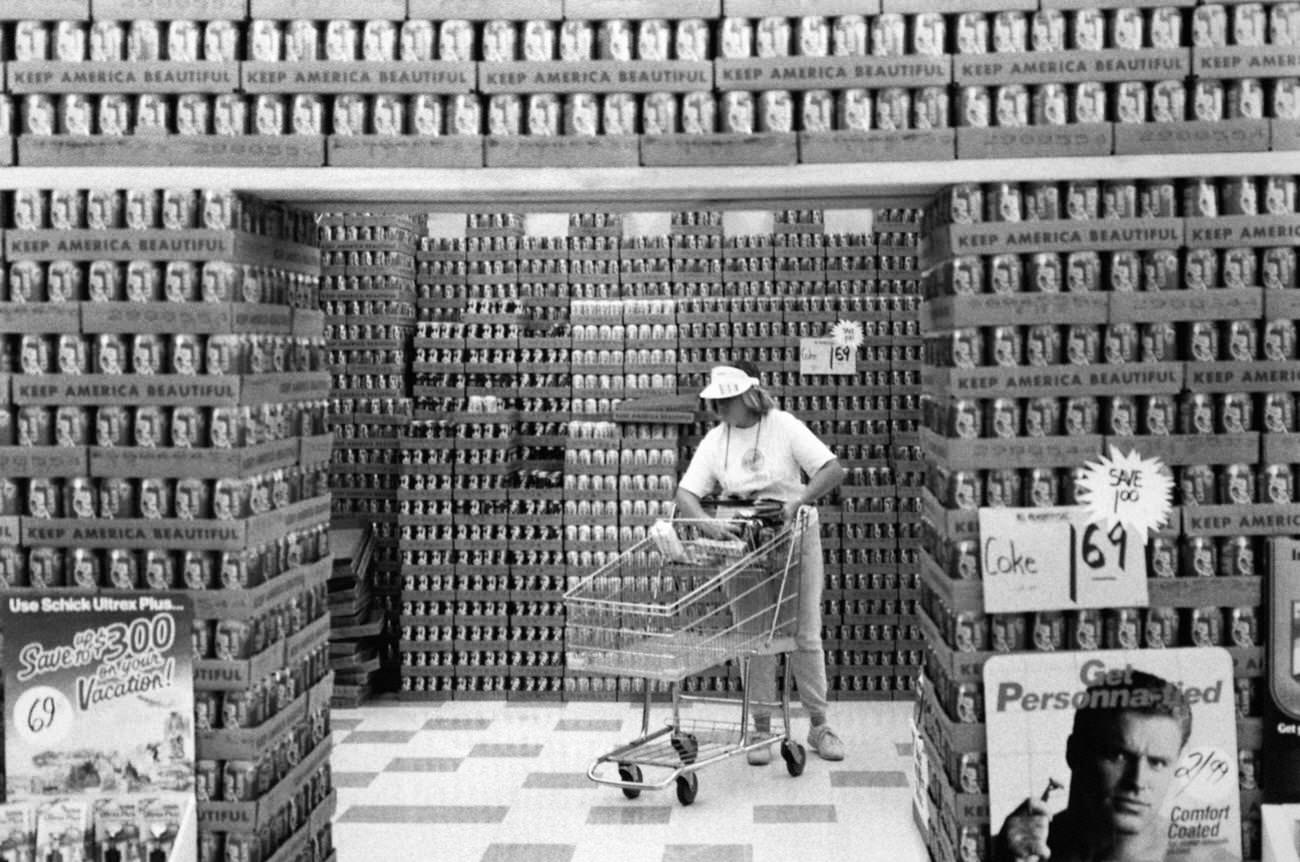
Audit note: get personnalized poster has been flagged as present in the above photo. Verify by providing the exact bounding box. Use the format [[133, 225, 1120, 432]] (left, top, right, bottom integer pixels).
[[2, 592, 195, 802]]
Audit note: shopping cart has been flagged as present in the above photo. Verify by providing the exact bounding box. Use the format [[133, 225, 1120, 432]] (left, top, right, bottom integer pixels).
[[564, 507, 809, 805]]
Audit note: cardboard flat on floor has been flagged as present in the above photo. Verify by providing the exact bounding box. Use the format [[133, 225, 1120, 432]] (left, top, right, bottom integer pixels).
[[328, 135, 484, 168], [719, 55, 949, 91], [954, 49, 1189, 85], [485, 134, 639, 168], [91, 0, 247, 19], [798, 128, 954, 163], [18, 135, 325, 167], [408, 0, 563, 18], [1195, 44, 1300, 79], [1114, 119, 1270, 154], [242, 62, 476, 94], [641, 132, 796, 166], [8, 62, 238, 94], [956, 124, 1112, 159]]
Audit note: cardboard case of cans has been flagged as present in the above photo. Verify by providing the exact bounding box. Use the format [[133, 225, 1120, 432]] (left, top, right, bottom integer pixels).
[[0, 187, 339, 862], [911, 177, 1295, 862]]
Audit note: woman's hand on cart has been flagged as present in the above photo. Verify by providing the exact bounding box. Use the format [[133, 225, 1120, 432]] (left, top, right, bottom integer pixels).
[[697, 518, 742, 541], [780, 499, 802, 523]]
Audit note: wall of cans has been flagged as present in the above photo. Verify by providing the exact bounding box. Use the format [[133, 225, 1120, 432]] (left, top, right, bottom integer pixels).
[[912, 175, 1295, 862], [319, 212, 418, 697], [0, 188, 338, 862], [5, 5, 1300, 165]]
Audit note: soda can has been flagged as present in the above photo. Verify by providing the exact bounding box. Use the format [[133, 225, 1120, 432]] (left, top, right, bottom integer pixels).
[[1218, 536, 1256, 578], [1150, 7, 1184, 49], [681, 91, 716, 135], [1228, 605, 1259, 648], [1031, 83, 1068, 125], [994, 84, 1030, 126], [912, 87, 949, 129], [176, 93, 211, 135], [162, 261, 199, 303], [676, 18, 711, 61], [1069, 609, 1103, 650], [1186, 321, 1220, 363], [159, 188, 197, 231], [57, 93, 93, 136], [954, 12, 989, 54], [871, 13, 906, 56], [253, 93, 286, 135], [1110, 7, 1145, 49], [126, 260, 162, 302], [1064, 396, 1100, 436], [249, 19, 283, 60], [1231, 3, 1267, 46], [1027, 467, 1060, 507], [438, 19, 475, 62], [1142, 536, 1177, 581], [213, 93, 248, 135], [959, 86, 991, 127], [140, 548, 175, 590], [720, 91, 754, 134], [63, 477, 96, 520], [373, 94, 405, 136], [214, 478, 249, 519], [1140, 249, 1178, 293], [1183, 247, 1218, 291], [133, 406, 169, 448], [333, 93, 369, 136], [86, 20, 125, 62], [1183, 536, 1218, 578], [514, 20, 555, 61], [175, 478, 211, 520], [1274, 3, 1300, 44], [951, 399, 981, 439], [1103, 323, 1138, 364], [201, 261, 239, 302], [1141, 393, 1178, 435], [163, 20, 201, 63], [560, 20, 595, 61], [1236, 680, 1258, 721], [28, 547, 64, 588], [1225, 320, 1259, 362], [1263, 391, 1297, 432], [1191, 79, 1225, 121], [1262, 318, 1300, 366], [950, 328, 983, 369], [957, 827, 987, 862], [0, 545, 24, 588], [1263, 246, 1297, 289], [1149, 79, 1186, 123], [1070, 9, 1105, 51], [1144, 606, 1180, 648], [912, 12, 945, 56], [396, 19, 434, 62], [1031, 611, 1065, 651], [1061, 250, 1099, 292], [18, 334, 52, 374], [47, 261, 83, 303], [1112, 81, 1147, 124], [985, 468, 1022, 508], [204, 19, 240, 62], [837, 88, 872, 131], [1022, 182, 1060, 222], [96, 478, 134, 521], [21, 93, 55, 136], [1221, 177, 1259, 217], [321, 19, 359, 61], [1227, 78, 1265, 119], [126, 20, 163, 61], [801, 89, 834, 132], [1102, 395, 1137, 436], [630, 19, 669, 62], [15, 20, 51, 61], [1024, 396, 1062, 437], [954, 611, 988, 652], [1060, 181, 1097, 222], [992, 11, 1028, 52], [1028, 9, 1065, 51], [13, 188, 48, 230], [102, 548, 137, 589], [1103, 251, 1139, 293], [224, 763, 257, 802], [1028, 253, 1063, 293], [55, 332, 90, 376], [182, 551, 215, 589], [942, 183, 983, 225], [947, 256, 984, 296], [1189, 606, 1224, 646], [988, 325, 1022, 367], [171, 405, 207, 448], [1105, 608, 1143, 650], [448, 94, 482, 136], [989, 612, 1026, 652], [759, 90, 794, 132], [1025, 324, 1062, 366], [362, 19, 398, 61], [9, 261, 44, 303], [986, 398, 1022, 439], [959, 751, 989, 794], [986, 182, 1022, 222], [526, 93, 560, 136], [597, 20, 632, 61], [1220, 461, 1256, 504]]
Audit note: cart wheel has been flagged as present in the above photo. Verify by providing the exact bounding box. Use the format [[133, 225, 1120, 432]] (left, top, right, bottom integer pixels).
[[781, 740, 807, 777], [617, 763, 643, 799], [675, 772, 699, 806], [670, 732, 699, 765]]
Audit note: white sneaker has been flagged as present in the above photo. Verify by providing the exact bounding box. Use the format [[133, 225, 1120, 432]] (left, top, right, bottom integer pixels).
[[807, 725, 845, 761]]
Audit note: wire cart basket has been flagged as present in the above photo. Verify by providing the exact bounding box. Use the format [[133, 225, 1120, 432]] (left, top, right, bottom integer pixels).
[[563, 509, 810, 805]]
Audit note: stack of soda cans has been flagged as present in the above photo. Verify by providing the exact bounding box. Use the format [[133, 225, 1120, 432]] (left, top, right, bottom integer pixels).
[[319, 212, 418, 692], [913, 176, 1283, 861], [0, 187, 338, 862]]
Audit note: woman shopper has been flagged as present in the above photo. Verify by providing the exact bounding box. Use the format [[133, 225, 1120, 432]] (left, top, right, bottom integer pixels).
[[674, 362, 847, 763]]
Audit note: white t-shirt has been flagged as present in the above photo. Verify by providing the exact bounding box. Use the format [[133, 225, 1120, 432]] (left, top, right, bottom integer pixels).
[[678, 408, 836, 504]]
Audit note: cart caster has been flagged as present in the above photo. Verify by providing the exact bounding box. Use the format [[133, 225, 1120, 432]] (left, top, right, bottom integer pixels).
[[617, 763, 643, 800], [671, 731, 699, 765], [781, 740, 806, 777], [675, 772, 699, 806]]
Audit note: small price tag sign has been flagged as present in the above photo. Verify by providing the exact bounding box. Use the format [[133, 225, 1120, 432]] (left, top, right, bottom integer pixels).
[[1075, 446, 1174, 543], [978, 506, 1150, 613], [799, 337, 856, 376]]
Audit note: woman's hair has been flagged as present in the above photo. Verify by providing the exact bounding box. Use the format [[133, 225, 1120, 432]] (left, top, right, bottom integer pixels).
[[729, 358, 775, 415]]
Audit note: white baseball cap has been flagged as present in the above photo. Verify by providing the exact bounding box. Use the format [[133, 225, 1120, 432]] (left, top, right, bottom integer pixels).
[[699, 365, 759, 400]]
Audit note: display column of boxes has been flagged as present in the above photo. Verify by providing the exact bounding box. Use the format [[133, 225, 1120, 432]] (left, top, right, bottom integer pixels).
[[320, 212, 417, 694], [0, 189, 337, 862], [912, 178, 1278, 862], [327, 525, 383, 709], [876, 209, 926, 699]]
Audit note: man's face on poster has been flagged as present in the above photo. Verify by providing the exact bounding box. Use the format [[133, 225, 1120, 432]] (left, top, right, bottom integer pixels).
[[1070, 711, 1184, 838]]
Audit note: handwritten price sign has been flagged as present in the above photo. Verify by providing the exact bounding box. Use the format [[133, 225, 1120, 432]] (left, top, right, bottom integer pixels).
[[799, 338, 856, 375], [12, 685, 72, 746], [978, 506, 1150, 613]]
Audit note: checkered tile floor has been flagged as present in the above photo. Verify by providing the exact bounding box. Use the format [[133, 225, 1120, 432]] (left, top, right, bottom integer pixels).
[[330, 697, 927, 862]]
